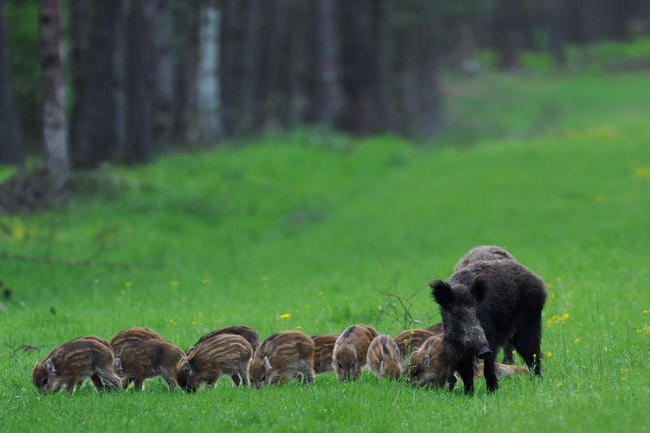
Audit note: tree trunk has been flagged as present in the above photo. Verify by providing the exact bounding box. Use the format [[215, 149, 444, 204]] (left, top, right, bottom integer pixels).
[[494, 0, 525, 71], [239, 0, 262, 133], [126, 0, 155, 162], [0, 0, 23, 165], [172, 1, 199, 143], [543, 0, 566, 66], [219, 0, 241, 136], [71, 0, 120, 169], [314, 0, 343, 128], [197, 1, 222, 143], [152, 0, 175, 145], [40, 0, 68, 185]]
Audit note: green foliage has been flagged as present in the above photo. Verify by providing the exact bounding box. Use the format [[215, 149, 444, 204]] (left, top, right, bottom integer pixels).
[[0, 58, 649, 432]]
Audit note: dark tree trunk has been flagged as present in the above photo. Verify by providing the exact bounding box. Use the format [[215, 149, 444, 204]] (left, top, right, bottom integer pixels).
[[0, 0, 23, 165], [494, 0, 526, 71], [543, 0, 566, 66], [239, 0, 262, 132], [172, 1, 199, 143], [40, 0, 68, 185], [126, 0, 155, 163], [152, 0, 175, 145], [220, 0, 241, 136], [314, 0, 343, 128], [71, 0, 120, 169]]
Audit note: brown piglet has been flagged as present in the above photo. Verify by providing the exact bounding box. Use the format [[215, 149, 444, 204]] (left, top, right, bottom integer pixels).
[[187, 325, 259, 355], [366, 335, 405, 380], [248, 331, 315, 388], [33, 337, 121, 394], [110, 327, 163, 356], [311, 334, 338, 374], [333, 324, 377, 381], [176, 334, 253, 392], [408, 335, 457, 390], [394, 329, 436, 358], [114, 339, 185, 391]]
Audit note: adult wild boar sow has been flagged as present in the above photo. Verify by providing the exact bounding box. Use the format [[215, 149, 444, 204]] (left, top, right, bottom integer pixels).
[[453, 245, 516, 273], [33, 337, 121, 394], [430, 259, 546, 394]]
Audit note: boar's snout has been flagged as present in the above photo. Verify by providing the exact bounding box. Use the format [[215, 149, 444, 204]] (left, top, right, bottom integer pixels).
[[477, 347, 492, 359]]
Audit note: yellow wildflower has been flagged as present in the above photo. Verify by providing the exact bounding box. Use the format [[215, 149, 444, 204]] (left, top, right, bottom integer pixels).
[[318, 291, 323, 296], [546, 352, 552, 357], [643, 309, 648, 315], [620, 377, 626, 381], [125, 281, 133, 288], [279, 313, 292, 319], [556, 382, 563, 388], [262, 276, 268, 282], [94, 279, 100, 284], [170, 281, 179, 287], [296, 326, 302, 330], [192, 320, 197, 326], [574, 338, 581, 344], [620, 368, 627, 373], [555, 277, 561, 282], [547, 283, 553, 289], [410, 330, 415, 335], [633, 166, 650, 179], [202, 279, 209, 284], [403, 339, 408, 343]]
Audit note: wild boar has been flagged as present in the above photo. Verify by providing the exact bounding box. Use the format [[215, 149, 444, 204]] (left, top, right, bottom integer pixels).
[[248, 331, 314, 389], [311, 334, 338, 374], [366, 335, 405, 380], [110, 327, 163, 356], [176, 334, 253, 392], [33, 337, 120, 394], [394, 329, 436, 358], [187, 325, 259, 355], [333, 324, 376, 382], [474, 362, 530, 378], [430, 259, 546, 394], [114, 339, 185, 391], [453, 245, 516, 273]]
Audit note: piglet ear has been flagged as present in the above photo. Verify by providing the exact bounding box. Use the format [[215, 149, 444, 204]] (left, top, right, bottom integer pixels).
[[181, 362, 193, 376], [45, 359, 56, 374], [423, 354, 430, 368], [379, 359, 385, 373], [263, 356, 272, 370], [430, 280, 453, 307], [471, 278, 488, 304]]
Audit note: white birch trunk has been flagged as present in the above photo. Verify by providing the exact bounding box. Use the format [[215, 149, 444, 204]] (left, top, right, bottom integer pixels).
[[197, 4, 221, 143]]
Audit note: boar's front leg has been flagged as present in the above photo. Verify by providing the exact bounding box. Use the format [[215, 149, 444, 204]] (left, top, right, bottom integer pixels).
[[457, 358, 475, 395], [90, 374, 104, 391], [482, 353, 499, 393]]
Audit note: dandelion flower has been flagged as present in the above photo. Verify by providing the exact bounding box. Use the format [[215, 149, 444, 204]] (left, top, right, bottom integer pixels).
[[556, 382, 563, 388], [94, 279, 100, 284], [574, 338, 581, 344], [547, 283, 554, 289], [620, 368, 627, 373], [643, 309, 648, 315], [202, 279, 209, 284], [410, 330, 415, 335], [296, 326, 302, 330], [555, 277, 561, 282], [125, 281, 133, 288], [262, 276, 268, 282], [279, 313, 292, 319], [318, 291, 323, 296], [620, 377, 626, 381], [170, 281, 179, 287], [546, 352, 552, 357]]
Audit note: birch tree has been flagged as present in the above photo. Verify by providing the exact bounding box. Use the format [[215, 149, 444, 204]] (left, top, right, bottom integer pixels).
[[197, 1, 221, 142]]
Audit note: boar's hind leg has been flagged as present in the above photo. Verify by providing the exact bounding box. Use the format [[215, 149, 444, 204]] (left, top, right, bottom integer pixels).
[[90, 374, 104, 391], [511, 321, 542, 377], [502, 341, 515, 364], [95, 369, 121, 390], [457, 359, 475, 395]]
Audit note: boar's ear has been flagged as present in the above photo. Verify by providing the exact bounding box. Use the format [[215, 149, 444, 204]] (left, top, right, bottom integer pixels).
[[181, 362, 193, 376], [263, 356, 272, 370], [379, 359, 385, 373], [430, 280, 453, 308], [471, 278, 488, 304], [423, 354, 430, 368], [45, 359, 56, 374]]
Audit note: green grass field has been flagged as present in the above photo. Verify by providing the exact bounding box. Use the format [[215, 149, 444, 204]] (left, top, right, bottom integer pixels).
[[1, 44, 649, 432]]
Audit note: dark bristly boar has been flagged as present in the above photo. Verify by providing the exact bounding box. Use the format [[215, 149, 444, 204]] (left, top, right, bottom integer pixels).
[[33, 337, 121, 394], [394, 329, 436, 358], [110, 327, 163, 356], [176, 334, 253, 392], [453, 245, 518, 364], [186, 325, 259, 355], [311, 334, 338, 374], [453, 245, 516, 273], [431, 259, 546, 394], [248, 330, 314, 389], [333, 324, 377, 381], [114, 339, 185, 391], [367, 335, 405, 380]]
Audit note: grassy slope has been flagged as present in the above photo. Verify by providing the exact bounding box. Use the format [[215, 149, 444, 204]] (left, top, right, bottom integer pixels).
[[1, 63, 649, 432]]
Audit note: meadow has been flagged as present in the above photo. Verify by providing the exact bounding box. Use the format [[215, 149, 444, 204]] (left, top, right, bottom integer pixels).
[[0, 42, 649, 432]]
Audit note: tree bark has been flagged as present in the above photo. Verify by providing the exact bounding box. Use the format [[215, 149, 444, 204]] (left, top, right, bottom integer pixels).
[[126, 0, 155, 162], [40, 0, 68, 185], [239, 0, 262, 132], [197, 1, 222, 143], [70, 0, 120, 168], [0, 0, 23, 165], [314, 0, 343, 128], [152, 0, 175, 145]]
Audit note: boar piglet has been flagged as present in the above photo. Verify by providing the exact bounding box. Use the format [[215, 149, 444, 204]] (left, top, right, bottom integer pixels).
[[408, 335, 457, 390], [473, 362, 529, 379], [431, 259, 546, 394], [248, 331, 314, 389], [394, 329, 436, 358], [33, 337, 120, 394], [110, 327, 163, 356], [114, 339, 185, 391], [425, 323, 444, 335], [176, 334, 252, 392], [311, 334, 338, 374], [187, 325, 259, 355], [333, 324, 377, 382], [367, 335, 405, 380]]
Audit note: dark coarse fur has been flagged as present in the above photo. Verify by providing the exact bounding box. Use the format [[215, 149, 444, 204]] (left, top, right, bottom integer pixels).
[[109, 327, 163, 356], [453, 245, 518, 364], [248, 331, 314, 388], [333, 324, 377, 381], [32, 337, 120, 394], [311, 334, 338, 374], [431, 259, 546, 394], [186, 325, 259, 355], [394, 329, 436, 358], [114, 339, 185, 391], [176, 334, 253, 392]]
